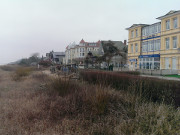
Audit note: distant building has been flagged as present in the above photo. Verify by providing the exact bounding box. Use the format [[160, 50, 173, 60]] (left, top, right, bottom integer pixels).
[[126, 10, 180, 71], [46, 51, 65, 64], [64, 39, 101, 64]]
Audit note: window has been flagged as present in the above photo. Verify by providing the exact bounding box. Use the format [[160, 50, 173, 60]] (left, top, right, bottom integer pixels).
[[136, 29, 138, 37], [148, 41, 151, 51], [135, 43, 138, 52], [131, 44, 133, 53], [145, 27, 149, 36], [165, 38, 169, 50], [149, 26, 152, 35], [149, 40, 154, 51], [142, 41, 148, 52], [165, 58, 169, 69], [173, 36, 177, 48], [131, 30, 134, 38], [142, 29, 145, 36], [173, 18, 177, 29], [166, 20, 170, 30], [157, 39, 161, 51], [172, 58, 176, 69], [154, 40, 157, 51], [154, 24, 158, 33], [158, 23, 161, 32]]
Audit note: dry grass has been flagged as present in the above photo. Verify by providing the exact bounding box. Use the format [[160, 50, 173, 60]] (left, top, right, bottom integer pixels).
[[80, 70, 180, 106], [0, 65, 19, 71], [0, 68, 179, 135], [11, 67, 33, 81]]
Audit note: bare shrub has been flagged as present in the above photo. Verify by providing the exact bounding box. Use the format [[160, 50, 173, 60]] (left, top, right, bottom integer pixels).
[[11, 67, 33, 81], [85, 86, 110, 115], [80, 70, 180, 106], [31, 72, 50, 82], [47, 78, 80, 97], [114, 103, 180, 135]]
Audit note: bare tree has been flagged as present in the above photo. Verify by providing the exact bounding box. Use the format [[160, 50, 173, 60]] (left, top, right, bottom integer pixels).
[[96, 41, 125, 67]]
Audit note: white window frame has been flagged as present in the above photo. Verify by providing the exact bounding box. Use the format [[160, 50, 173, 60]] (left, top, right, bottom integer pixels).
[[166, 20, 170, 30], [165, 38, 169, 50], [149, 40, 154, 51], [158, 23, 161, 33], [173, 36, 177, 49], [157, 39, 160, 51], [136, 29, 138, 37], [135, 43, 138, 53], [173, 17, 177, 29]]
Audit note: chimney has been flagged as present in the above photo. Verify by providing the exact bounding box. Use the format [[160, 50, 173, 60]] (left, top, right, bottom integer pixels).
[[124, 40, 127, 45]]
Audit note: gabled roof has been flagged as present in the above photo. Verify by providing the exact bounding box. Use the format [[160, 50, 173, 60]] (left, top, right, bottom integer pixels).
[[126, 24, 148, 30], [156, 10, 180, 20], [80, 39, 85, 44]]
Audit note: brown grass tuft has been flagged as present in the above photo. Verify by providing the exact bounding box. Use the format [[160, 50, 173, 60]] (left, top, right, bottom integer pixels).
[[11, 67, 33, 81]]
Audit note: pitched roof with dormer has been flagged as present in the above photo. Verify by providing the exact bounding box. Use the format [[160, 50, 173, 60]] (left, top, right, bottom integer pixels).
[[80, 39, 85, 44]]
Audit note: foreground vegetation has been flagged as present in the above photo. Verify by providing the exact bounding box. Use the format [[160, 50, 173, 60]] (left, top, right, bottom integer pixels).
[[0, 66, 179, 135], [80, 70, 180, 106]]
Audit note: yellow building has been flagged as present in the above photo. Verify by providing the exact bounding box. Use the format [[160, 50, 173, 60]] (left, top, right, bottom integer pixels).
[[126, 10, 180, 72]]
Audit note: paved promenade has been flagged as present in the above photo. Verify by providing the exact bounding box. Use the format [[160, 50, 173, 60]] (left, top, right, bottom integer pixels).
[[140, 74, 180, 81]]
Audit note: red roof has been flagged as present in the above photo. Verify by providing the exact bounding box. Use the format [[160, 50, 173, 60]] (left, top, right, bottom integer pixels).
[[80, 39, 85, 44], [97, 40, 101, 44]]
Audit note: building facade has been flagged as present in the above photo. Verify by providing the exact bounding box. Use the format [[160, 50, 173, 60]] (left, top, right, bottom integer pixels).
[[64, 39, 101, 64], [46, 51, 65, 64], [126, 10, 180, 72]]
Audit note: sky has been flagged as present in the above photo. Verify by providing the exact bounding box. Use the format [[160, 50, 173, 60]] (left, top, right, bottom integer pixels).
[[0, 0, 180, 65]]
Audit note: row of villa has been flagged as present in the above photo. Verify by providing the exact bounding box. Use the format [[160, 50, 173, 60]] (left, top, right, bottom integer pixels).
[[44, 10, 180, 73], [64, 39, 127, 67], [45, 39, 127, 68], [126, 10, 180, 72]]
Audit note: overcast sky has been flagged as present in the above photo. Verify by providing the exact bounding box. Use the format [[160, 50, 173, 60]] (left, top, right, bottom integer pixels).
[[0, 0, 180, 65]]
